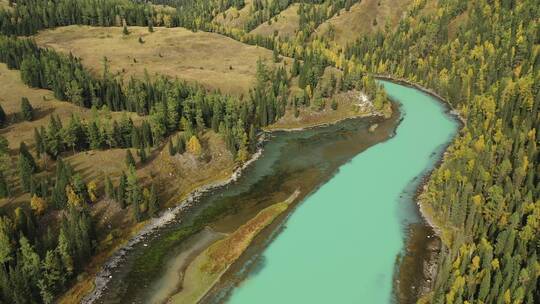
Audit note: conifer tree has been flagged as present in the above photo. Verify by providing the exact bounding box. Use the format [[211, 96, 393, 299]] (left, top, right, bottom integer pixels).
[[20, 97, 33, 121], [104, 176, 114, 199], [125, 149, 136, 168], [38, 250, 64, 304], [168, 138, 176, 156], [176, 136, 185, 154], [0, 172, 9, 198], [117, 173, 127, 209], [18, 142, 37, 192], [0, 103, 6, 127], [57, 229, 73, 276], [138, 147, 147, 164]]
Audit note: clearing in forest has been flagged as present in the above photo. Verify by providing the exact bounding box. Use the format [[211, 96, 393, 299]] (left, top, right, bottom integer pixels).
[[35, 25, 288, 96]]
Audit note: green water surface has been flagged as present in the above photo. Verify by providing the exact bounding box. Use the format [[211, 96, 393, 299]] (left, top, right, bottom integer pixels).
[[225, 81, 459, 303]]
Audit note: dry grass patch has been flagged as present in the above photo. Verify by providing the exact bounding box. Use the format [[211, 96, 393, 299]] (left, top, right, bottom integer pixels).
[[35, 25, 289, 96], [315, 0, 412, 47], [249, 4, 300, 38]]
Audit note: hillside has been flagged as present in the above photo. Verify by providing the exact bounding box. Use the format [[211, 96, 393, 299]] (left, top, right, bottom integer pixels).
[[315, 0, 412, 47], [249, 4, 300, 39]]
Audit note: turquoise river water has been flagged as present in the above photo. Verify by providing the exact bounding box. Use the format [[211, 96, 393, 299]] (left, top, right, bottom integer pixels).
[[225, 81, 459, 303], [92, 81, 458, 304]]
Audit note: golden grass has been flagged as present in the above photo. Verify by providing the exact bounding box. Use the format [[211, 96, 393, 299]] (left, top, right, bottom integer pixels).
[[249, 4, 300, 38], [35, 25, 290, 96], [315, 0, 412, 47], [212, 0, 254, 31], [169, 191, 298, 303]]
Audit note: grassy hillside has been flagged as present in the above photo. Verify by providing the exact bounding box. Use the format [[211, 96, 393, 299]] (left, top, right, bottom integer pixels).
[[315, 0, 412, 47], [249, 4, 300, 39], [35, 25, 290, 96], [212, 0, 254, 31]]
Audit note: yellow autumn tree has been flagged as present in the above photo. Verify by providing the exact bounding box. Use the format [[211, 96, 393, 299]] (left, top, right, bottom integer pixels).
[[187, 135, 202, 156], [87, 180, 98, 203], [30, 195, 47, 216], [66, 185, 82, 207]]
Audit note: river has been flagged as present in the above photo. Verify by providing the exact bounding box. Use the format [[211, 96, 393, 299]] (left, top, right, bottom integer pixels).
[[92, 81, 458, 304]]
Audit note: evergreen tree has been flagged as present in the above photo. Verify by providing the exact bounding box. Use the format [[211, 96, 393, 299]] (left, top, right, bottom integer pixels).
[[20, 97, 33, 121], [0, 103, 6, 127], [0, 172, 9, 198], [116, 173, 127, 209], [138, 147, 147, 164], [18, 236, 40, 292], [176, 136, 185, 154], [18, 142, 37, 192], [104, 176, 114, 199], [37, 250, 64, 304], [125, 149, 136, 168], [168, 138, 176, 156], [56, 228, 73, 277]]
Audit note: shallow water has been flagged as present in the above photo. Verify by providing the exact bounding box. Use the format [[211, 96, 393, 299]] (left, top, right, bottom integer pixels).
[[223, 81, 458, 304]]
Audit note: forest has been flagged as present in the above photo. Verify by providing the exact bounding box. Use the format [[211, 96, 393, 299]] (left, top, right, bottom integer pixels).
[[0, 0, 538, 303]]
